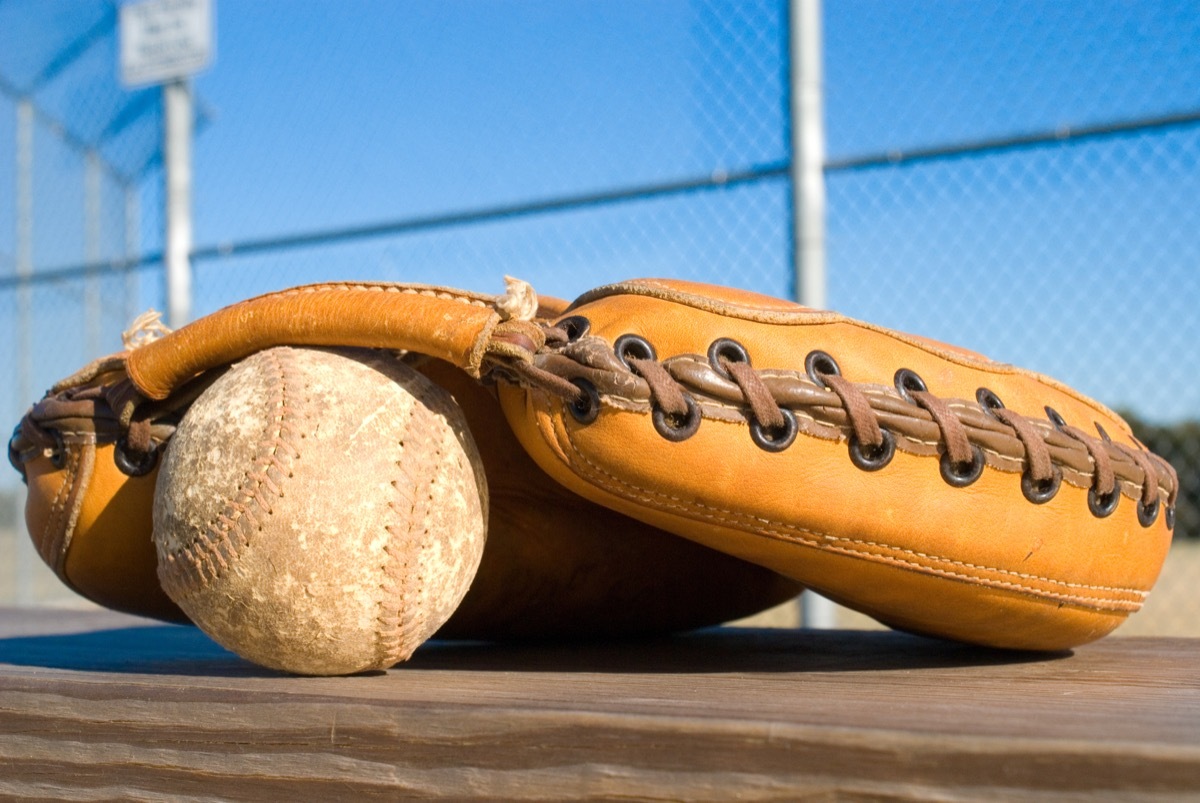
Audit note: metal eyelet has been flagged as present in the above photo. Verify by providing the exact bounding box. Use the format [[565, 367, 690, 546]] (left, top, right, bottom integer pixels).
[[708, 338, 750, 380], [940, 444, 985, 488], [114, 439, 158, 477], [614, 334, 656, 371], [1044, 406, 1067, 430], [567, 378, 600, 424], [1137, 498, 1160, 528], [849, 429, 895, 471], [1166, 506, 1176, 530], [558, 315, 590, 342], [893, 368, 927, 404], [1021, 466, 1062, 505], [805, 350, 841, 386], [652, 395, 701, 442], [976, 387, 1005, 416], [750, 409, 797, 452], [1088, 485, 1120, 518], [47, 431, 67, 470]]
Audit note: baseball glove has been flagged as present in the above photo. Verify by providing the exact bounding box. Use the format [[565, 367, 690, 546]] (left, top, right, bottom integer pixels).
[[8, 281, 800, 639], [11, 277, 1177, 651]]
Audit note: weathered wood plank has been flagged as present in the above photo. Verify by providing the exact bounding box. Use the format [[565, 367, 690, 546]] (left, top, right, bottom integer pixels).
[[1, 607, 1198, 800]]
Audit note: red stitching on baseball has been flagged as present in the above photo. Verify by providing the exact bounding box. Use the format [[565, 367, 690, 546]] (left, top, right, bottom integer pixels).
[[160, 348, 303, 599]]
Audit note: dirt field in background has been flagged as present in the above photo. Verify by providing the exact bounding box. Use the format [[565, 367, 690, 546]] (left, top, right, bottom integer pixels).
[[0, 526, 86, 608], [1108, 538, 1200, 637]]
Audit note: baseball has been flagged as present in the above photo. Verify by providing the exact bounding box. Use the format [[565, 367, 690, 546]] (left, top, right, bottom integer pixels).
[[153, 346, 488, 675]]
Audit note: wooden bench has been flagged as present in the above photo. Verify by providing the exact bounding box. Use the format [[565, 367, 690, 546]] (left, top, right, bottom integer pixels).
[[1, 607, 1197, 799]]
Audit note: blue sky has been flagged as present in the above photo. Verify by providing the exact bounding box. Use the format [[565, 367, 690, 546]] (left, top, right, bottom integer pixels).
[[4, 0, 1200, 422], [179, 1, 1200, 421], [824, 0, 1200, 154], [187, 1, 774, 245], [183, 0, 1200, 243]]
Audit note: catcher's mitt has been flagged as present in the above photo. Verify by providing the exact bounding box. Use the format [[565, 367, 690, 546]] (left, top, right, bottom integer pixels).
[[499, 279, 1177, 649], [8, 282, 800, 639], [11, 277, 1177, 651]]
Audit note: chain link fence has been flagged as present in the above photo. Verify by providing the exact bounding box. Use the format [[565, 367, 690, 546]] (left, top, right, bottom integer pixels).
[[2, 1, 1197, 635], [823, 0, 1200, 635], [0, 0, 162, 605]]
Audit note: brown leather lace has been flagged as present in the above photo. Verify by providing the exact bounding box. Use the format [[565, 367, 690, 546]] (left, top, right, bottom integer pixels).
[[721, 359, 786, 431], [1062, 424, 1116, 497], [909, 389, 974, 467], [506, 358, 582, 402], [1114, 442, 1162, 507], [515, 325, 1177, 519], [10, 366, 223, 480], [626, 357, 690, 418], [991, 407, 1054, 485], [818, 372, 883, 449]]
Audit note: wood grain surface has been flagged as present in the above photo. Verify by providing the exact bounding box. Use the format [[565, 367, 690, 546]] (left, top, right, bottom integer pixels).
[[1, 607, 1198, 800]]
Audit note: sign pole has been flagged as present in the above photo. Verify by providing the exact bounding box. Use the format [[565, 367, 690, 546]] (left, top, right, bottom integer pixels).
[[120, 0, 213, 328], [163, 77, 193, 328]]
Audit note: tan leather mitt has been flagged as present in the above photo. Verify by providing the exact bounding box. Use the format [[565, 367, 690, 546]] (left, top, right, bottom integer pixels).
[[11, 278, 1177, 651], [8, 284, 800, 638]]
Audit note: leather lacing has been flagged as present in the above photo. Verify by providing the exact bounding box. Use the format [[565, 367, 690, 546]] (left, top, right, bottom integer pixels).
[[11, 312, 1178, 531], [9, 369, 218, 482], [529, 323, 1178, 527]]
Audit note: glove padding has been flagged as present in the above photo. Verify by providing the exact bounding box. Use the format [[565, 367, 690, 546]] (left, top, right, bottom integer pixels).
[[501, 279, 1178, 650], [10, 277, 1177, 651], [9, 284, 801, 639]]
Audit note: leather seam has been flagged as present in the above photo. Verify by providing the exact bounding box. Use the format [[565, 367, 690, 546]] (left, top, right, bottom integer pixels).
[[159, 348, 301, 598], [43, 452, 76, 566], [127, 282, 502, 400], [59, 444, 96, 579], [43, 448, 80, 576], [376, 362, 425, 668], [817, 543, 1141, 611], [551, 407, 1147, 608], [227, 281, 498, 308]]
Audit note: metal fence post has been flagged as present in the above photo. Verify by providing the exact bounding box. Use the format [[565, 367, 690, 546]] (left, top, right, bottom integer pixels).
[[790, 0, 827, 311], [164, 78, 193, 328], [789, 0, 837, 630]]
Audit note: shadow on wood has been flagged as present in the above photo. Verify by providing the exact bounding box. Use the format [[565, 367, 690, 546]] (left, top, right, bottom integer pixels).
[[0, 613, 1064, 676]]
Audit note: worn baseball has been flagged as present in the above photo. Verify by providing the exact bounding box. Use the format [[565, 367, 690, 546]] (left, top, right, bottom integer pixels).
[[153, 346, 488, 675]]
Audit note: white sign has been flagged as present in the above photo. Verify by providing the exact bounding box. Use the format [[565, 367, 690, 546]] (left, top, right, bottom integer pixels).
[[120, 0, 213, 87]]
